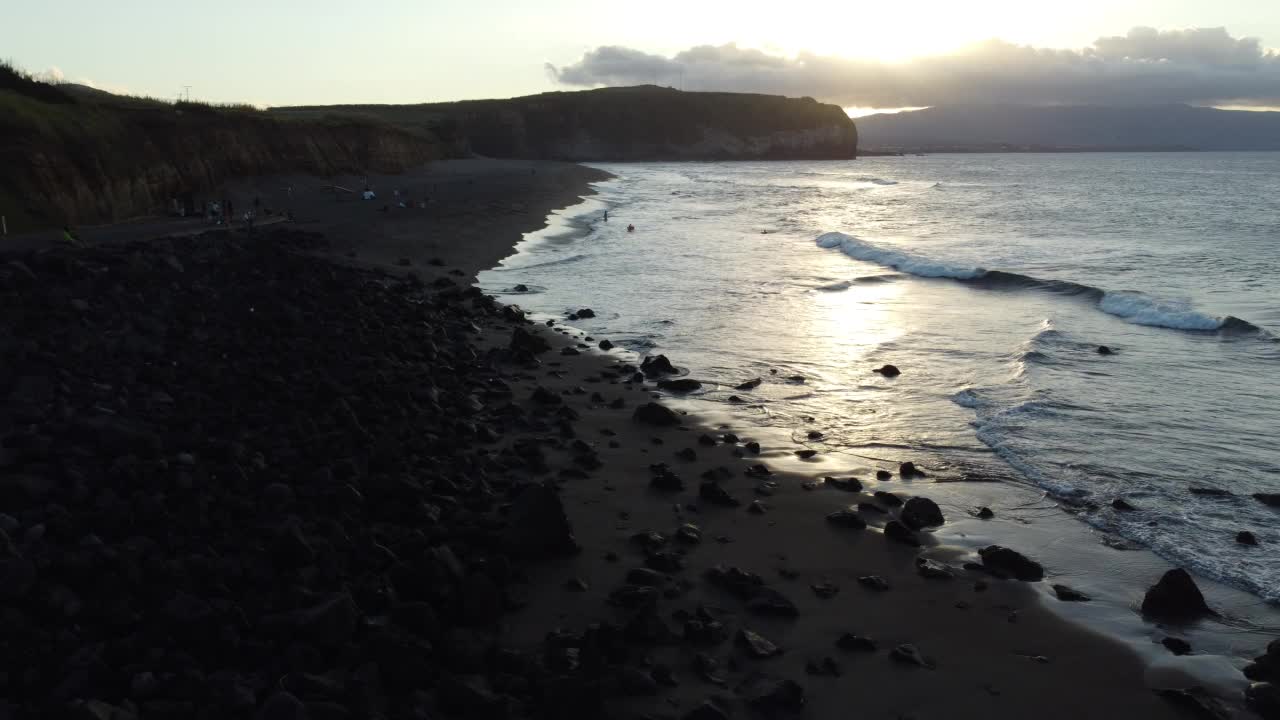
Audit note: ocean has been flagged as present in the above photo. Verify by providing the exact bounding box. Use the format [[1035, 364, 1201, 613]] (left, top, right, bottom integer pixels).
[[478, 153, 1280, 608]]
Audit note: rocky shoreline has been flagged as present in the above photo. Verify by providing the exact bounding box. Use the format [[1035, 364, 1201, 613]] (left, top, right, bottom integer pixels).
[[2, 194, 1270, 719]]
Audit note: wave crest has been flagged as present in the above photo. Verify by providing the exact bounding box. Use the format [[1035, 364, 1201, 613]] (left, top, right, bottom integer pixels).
[[815, 233, 1260, 334]]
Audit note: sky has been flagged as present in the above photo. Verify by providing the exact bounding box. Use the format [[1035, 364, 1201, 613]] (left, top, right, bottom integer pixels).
[[2, 0, 1279, 110]]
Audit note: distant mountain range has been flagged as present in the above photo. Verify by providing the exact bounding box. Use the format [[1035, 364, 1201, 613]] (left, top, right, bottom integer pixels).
[[856, 104, 1280, 153]]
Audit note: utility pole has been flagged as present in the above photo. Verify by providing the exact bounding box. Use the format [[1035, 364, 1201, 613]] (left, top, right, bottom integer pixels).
[[183, 85, 191, 102]]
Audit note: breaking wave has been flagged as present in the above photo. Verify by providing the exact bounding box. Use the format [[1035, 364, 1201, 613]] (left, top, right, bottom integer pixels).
[[815, 232, 1260, 333]]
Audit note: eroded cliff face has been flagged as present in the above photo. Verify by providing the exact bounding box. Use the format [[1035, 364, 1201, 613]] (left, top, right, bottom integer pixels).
[[2, 107, 455, 228]]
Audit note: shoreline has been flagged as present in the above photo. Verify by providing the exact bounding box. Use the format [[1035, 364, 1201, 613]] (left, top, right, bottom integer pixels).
[[0, 160, 1262, 719], [479, 171, 1277, 716]]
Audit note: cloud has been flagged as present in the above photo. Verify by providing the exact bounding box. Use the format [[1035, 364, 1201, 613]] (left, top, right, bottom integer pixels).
[[34, 66, 65, 84], [547, 27, 1280, 108]]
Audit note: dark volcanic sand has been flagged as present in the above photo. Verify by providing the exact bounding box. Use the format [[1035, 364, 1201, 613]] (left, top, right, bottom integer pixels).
[[0, 160, 1223, 720]]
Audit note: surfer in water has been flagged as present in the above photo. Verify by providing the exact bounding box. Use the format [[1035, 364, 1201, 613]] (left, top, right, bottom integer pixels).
[[627, 224, 635, 232]]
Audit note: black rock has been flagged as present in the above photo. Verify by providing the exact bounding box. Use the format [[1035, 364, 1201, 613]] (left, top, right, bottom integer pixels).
[[1161, 637, 1192, 656], [510, 327, 550, 355], [1112, 498, 1137, 511], [531, 386, 562, 405], [876, 470, 892, 481], [738, 628, 784, 658], [705, 565, 764, 598], [634, 402, 680, 426], [676, 523, 703, 544], [976, 506, 995, 519], [650, 466, 685, 491], [1051, 584, 1091, 602], [824, 477, 862, 492], [627, 568, 669, 587], [915, 558, 954, 580], [899, 461, 924, 478], [858, 575, 890, 592], [1247, 682, 1280, 719], [599, 339, 614, 350], [1189, 487, 1232, 497], [1141, 568, 1213, 621], [700, 481, 740, 507], [874, 364, 901, 377], [810, 581, 840, 598], [641, 355, 678, 376], [794, 449, 817, 459], [873, 491, 903, 507], [883, 520, 920, 547], [676, 447, 697, 462], [746, 587, 799, 617], [502, 483, 579, 559], [745, 441, 761, 454], [575, 308, 596, 318], [836, 633, 878, 652], [825, 508, 867, 530], [1238, 531, 1260, 546], [1097, 345, 1114, 355], [658, 378, 702, 393], [682, 700, 731, 720], [736, 672, 805, 714], [889, 644, 933, 669], [1254, 493, 1280, 507], [698, 434, 717, 446], [901, 496, 945, 530], [978, 545, 1045, 581], [735, 378, 762, 390], [748, 500, 768, 515]]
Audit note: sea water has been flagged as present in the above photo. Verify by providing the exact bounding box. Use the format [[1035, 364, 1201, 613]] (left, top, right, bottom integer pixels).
[[478, 153, 1280, 606]]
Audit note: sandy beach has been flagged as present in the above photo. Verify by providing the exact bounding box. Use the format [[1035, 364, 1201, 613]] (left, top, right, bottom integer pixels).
[[0, 159, 1249, 719]]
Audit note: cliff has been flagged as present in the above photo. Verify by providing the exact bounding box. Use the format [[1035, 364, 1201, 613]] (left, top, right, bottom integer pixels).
[[0, 78, 460, 231], [276, 86, 859, 162]]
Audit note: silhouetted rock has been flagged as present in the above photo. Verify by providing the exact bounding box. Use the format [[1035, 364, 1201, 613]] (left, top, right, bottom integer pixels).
[[883, 520, 920, 547], [1255, 494, 1280, 507], [1112, 498, 1137, 511], [978, 546, 1044, 581], [641, 354, 678, 376], [658, 378, 702, 393], [874, 364, 901, 377], [826, 508, 868, 530], [1238, 531, 1260, 546], [634, 402, 680, 426], [901, 496, 944, 529], [1097, 345, 1114, 355], [1141, 569, 1212, 621], [1052, 584, 1091, 602], [1161, 637, 1192, 656]]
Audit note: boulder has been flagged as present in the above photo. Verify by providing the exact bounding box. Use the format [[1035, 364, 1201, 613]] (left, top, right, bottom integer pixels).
[[874, 364, 901, 377], [882, 520, 920, 547], [736, 673, 805, 715], [657, 378, 702, 393], [737, 628, 784, 658], [633, 402, 680, 426], [1255, 494, 1280, 507], [1141, 569, 1212, 621], [825, 508, 867, 530], [502, 483, 579, 559], [900, 496, 944, 530], [641, 355, 678, 376], [978, 546, 1044, 581], [1051, 584, 1091, 602], [1238, 531, 1259, 546]]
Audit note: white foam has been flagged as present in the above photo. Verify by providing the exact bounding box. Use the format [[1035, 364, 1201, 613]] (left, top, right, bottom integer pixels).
[[815, 232, 987, 280], [854, 176, 899, 186], [815, 280, 853, 292], [1099, 291, 1226, 331]]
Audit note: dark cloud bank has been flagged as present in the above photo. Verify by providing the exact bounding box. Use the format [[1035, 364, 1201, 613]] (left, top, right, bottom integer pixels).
[[547, 27, 1280, 107]]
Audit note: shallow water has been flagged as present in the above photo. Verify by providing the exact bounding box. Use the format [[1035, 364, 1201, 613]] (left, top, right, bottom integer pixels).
[[478, 153, 1280, 604]]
